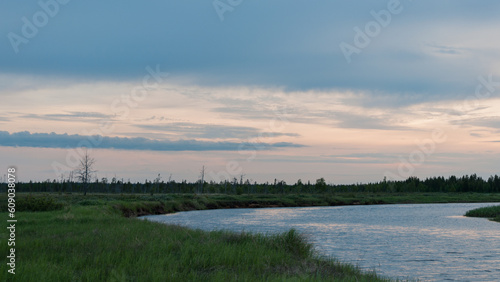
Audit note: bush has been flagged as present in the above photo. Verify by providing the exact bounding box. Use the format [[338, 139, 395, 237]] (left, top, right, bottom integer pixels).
[[77, 200, 101, 206], [16, 195, 65, 212], [465, 205, 500, 218]]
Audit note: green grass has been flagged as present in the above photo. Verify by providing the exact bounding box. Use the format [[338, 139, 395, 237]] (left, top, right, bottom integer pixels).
[[1, 192, 497, 280], [465, 205, 500, 222], [105, 192, 500, 217], [4, 192, 497, 218], [14, 194, 64, 211], [0, 194, 391, 281]]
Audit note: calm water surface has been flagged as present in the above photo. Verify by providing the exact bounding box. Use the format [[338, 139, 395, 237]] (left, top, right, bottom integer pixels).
[[142, 203, 500, 281]]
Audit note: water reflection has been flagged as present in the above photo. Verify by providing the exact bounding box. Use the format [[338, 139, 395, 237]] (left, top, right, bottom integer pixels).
[[142, 203, 500, 281]]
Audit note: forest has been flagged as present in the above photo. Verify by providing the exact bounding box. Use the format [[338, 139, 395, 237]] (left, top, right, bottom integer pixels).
[[5, 174, 500, 194]]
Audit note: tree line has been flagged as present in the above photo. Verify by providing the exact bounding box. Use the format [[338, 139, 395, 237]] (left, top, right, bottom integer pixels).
[[3, 174, 500, 194]]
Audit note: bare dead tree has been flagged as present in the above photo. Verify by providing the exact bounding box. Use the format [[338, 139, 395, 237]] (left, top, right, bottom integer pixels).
[[199, 166, 205, 194], [75, 148, 97, 196], [68, 171, 74, 182], [152, 173, 161, 195]]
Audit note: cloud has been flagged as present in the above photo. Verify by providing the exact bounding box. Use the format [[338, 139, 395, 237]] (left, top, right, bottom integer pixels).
[[332, 112, 409, 130], [425, 43, 468, 55], [2, 1, 500, 101], [0, 131, 305, 151], [452, 116, 500, 129], [242, 154, 398, 165], [135, 123, 299, 139], [317, 153, 398, 164], [469, 132, 483, 138], [22, 111, 113, 122], [253, 152, 492, 167], [280, 107, 414, 130], [136, 123, 258, 139]]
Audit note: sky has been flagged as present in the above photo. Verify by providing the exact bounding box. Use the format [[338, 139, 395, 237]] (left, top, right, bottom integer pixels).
[[1, 0, 499, 184]]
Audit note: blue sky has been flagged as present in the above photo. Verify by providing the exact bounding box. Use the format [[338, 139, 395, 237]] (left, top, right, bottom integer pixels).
[[1, 1, 500, 183]]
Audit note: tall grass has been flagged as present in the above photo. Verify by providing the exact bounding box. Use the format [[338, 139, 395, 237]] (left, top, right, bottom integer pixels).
[[15, 194, 65, 211], [465, 205, 500, 222], [0, 195, 390, 281], [1, 193, 496, 279], [4, 192, 500, 217]]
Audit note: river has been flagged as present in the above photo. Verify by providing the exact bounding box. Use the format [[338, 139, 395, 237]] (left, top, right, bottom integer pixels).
[[141, 203, 500, 281]]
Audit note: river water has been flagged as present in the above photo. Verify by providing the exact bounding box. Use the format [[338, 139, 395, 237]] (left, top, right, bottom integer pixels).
[[141, 203, 500, 281]]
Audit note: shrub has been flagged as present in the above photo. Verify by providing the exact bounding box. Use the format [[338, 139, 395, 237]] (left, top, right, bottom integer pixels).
[[16, 195, 65, 212], [465, 205, 500, 218]]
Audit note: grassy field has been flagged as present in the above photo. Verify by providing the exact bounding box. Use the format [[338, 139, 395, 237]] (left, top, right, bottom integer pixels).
[[0, 193, 395, 281], [96, 192, 500, 217], [465, 205, 500, 222], [6, 192, 498, 217], [1, 192, 498, 281]]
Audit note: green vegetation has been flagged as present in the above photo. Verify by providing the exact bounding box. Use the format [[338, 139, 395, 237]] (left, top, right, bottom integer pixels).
[[1, 192, 498, 280], [465, 205, 500, 222], [3, 193, 500, 218], [108, 192, 500, 217], [15, 194, 64, 212], [0, 193, 390, 281]]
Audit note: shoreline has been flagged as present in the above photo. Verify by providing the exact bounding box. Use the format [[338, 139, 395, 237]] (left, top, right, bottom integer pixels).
[[2, 193, 498, 280], [465, 205, 500, 222], [0, 193, 396, 281], [108, 192, 500, 217]]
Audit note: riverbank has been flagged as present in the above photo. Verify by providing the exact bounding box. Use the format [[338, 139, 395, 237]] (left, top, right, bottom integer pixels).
[[0, 193, 393, 281], [2, 193, 498, 280], [54, 192, 500, 217]]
